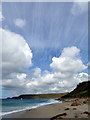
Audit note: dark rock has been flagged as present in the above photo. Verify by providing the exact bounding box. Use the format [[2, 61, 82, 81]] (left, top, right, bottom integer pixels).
[[50, 113, 67, 120], [83, 111, 90, 115], [65, 108, 69, 110]]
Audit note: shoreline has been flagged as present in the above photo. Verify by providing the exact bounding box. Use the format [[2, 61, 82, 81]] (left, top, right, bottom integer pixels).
[[1, 99, 61, 117], [2, 98, 90, 119]]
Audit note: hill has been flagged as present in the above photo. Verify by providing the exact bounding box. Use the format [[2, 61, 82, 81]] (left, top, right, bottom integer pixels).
[[61, 81, 90, 98], [7, 93, 68, 99]]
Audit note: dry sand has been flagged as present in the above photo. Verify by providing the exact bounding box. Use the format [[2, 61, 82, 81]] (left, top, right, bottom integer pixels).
[[2, 98, 90, 119]]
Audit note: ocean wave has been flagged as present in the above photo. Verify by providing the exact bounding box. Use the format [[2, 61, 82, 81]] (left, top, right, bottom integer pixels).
[[1, 99, 61, 117]]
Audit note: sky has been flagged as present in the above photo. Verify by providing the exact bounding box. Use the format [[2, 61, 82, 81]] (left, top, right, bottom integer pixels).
[[0, 2, 89, 98]]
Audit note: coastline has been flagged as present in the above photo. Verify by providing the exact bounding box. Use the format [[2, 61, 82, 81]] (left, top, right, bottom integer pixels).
[[1, 99, 61, 118], [2, 98, 90, 119]]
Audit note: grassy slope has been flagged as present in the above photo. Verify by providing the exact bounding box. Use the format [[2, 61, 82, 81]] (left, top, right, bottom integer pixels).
[[11, 93, 68, 99], [61, 81, 90, 98], [31, 93, 68, 99]]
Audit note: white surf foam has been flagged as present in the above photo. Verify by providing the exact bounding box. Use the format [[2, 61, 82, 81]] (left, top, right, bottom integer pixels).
[[1, 99, 61, 117]]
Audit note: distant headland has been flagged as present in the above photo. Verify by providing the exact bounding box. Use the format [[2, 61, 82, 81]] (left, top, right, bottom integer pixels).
[[6, 93, 68, 100]]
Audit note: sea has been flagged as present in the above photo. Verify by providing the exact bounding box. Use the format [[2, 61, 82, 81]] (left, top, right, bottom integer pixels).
[[0, 99, 61, 116]]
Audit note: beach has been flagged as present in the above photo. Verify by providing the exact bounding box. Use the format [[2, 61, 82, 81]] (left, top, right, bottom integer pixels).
[[2, 98, 90, 119]]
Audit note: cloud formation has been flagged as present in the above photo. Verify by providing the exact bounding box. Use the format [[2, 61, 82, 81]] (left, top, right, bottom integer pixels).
[[50, 46, 87, 73], [1, 2, 88, 98], [14, 18, 26, 28], [0, 4, 4, 22], [1, 28, 32, 76], [2, 46, 88, 97]]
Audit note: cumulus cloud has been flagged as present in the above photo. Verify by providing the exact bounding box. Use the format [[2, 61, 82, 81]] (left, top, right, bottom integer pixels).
[[71, 1, 88, 15], [14, 18, 26, 28], [1, 28, 32, 76], [25, 47, 87, 94], [2, 73, 27, 95], [74, 72, 88, 83], [50, 46, 87, 73], [17, 73, 27, 80], [32, 68, 41, 78], [2, 46, 88, 97]]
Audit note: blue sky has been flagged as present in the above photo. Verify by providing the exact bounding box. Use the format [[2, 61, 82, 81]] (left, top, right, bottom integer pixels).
[[2, 2, 88, 69], [1, 2, 88, 98]]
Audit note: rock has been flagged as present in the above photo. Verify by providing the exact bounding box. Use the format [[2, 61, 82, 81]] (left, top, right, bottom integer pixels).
[[83, 111, 90, 115], [75, 98, 79, 101], [71, 102, 81, 106], [65, 108, 69, 110], [83, 101, 87, 104], [59, 113, 67, 116], [50, 113, 67, 120]]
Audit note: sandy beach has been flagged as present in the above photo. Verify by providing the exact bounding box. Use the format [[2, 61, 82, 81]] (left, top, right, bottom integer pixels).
[[2, 98, 90, 119]]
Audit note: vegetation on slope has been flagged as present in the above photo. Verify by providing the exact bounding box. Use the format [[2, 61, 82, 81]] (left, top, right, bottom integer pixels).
[[61, 81, 90, 98], [8, 93, 68, 99]]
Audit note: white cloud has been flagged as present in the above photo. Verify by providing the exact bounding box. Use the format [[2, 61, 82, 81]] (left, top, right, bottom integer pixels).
[[74, 72, 88, 83], [61, 46, 80, 58], [0, 4, 4, 22], [54, 72, 72, 79], [50, 87, 59, 92], [0, 11, 4, 22], [33, 68, 41, 78], [71, 2, 88, 15], [2, 46, 88, 97], [1, 28, 32, 76], [17, 73, 27, 80], [27, 81, 39, 87], [14, 18, 26, 28], [50, 46, 87, 73], [41, 73, 54, 83]]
